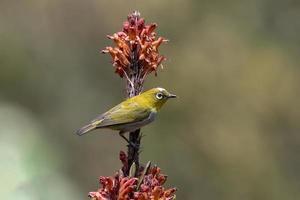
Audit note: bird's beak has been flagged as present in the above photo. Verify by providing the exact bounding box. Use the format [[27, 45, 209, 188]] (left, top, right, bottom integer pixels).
[[167, 93, 177, 98]]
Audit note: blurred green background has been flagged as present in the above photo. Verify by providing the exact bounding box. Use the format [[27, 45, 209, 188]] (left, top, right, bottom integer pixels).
[[1, 0, 300, 199]]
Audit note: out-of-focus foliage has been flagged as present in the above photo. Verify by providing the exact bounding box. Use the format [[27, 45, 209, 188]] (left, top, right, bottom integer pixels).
[[0, 0, 299, 200]]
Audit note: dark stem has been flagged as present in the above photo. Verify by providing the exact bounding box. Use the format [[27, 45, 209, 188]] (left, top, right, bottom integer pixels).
[[127, 129, 141, 175], [125, 11, 142, 176]]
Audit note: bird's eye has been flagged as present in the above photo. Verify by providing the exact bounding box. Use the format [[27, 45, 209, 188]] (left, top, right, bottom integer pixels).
[[156, 92, 164, 100]]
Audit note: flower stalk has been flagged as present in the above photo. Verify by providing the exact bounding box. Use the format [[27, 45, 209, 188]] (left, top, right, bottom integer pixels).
[[103, 11, 168, 175], [88, 11, 176, 200]]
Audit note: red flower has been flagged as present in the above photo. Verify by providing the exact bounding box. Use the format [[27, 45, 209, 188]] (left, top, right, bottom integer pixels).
[[102, 11, 168, 80], [88, 151, 177, 200]]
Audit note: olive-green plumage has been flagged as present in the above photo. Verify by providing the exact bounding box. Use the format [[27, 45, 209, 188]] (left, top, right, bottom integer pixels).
[[76, 87, 176, 136]]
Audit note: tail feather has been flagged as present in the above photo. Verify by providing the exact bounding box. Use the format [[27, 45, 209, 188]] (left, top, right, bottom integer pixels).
[[76, 122, 98, 136]]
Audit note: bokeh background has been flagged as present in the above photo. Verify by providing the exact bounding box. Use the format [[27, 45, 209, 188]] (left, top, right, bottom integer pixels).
[[1, 0, 300, 199]]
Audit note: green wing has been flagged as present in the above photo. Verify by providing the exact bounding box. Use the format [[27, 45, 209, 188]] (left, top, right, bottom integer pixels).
[[94, 101, 151, 128], [76, 99, 151, 136]]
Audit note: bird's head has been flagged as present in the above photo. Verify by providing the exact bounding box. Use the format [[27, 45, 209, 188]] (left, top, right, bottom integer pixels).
[[139, 87, 176, 111]]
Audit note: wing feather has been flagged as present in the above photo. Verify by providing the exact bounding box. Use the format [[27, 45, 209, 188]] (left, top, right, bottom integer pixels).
[[95, 101, 150, 128]]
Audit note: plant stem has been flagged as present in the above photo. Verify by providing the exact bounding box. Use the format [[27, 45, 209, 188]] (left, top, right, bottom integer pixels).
[[126, 76, 142, 176], [125, 12, 143, 176]]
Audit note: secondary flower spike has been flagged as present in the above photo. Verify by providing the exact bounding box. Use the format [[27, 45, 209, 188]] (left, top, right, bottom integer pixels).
[[88, 151, 177, 200], [102, 11, 168, 80]]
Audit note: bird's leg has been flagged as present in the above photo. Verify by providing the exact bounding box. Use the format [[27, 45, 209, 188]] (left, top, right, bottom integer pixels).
[[119, 131, 138, 149], [119, 131, 130, 143]]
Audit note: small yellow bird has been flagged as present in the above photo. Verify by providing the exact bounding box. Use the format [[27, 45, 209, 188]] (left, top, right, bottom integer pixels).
[[76, 87, 176, 142]]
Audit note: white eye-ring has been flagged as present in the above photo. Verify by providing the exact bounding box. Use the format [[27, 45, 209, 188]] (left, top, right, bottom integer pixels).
[[156, 92, 164, 100]]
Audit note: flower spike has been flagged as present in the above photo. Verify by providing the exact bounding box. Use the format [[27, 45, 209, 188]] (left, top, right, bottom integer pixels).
[[102, 11, 168, 94]]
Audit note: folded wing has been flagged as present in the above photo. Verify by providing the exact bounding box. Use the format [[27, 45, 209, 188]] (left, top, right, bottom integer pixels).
[[97, 101, 151, 127], [76, 101, 150, 136]]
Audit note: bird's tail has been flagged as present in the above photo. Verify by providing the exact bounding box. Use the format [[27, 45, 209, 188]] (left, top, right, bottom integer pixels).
[[76, 120, 102, 136]]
